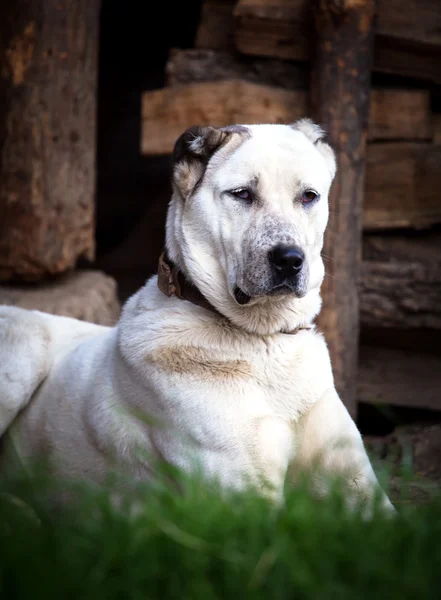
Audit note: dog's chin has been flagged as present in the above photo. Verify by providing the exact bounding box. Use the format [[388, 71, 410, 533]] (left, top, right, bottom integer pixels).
[[233, 284, 306, 306]]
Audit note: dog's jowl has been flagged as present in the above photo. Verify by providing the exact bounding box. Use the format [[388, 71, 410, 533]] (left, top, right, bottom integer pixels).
[[0, 120, 394, 512]]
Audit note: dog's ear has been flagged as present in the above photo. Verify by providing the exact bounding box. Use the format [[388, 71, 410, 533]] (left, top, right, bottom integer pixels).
[[291, 118, 337, 180], [172, 125, 248, 200]]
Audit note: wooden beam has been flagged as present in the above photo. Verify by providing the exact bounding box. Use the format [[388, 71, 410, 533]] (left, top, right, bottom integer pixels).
[[166, 48, 308, 90], [373, 35, 441, 84], [0, 0, 100, 282], [167, 52, 432, 142], [232, 0, 441, 82], [364, 144, 441, 229], [368, 90, 431, 141], [195, 0, 236, 52], [358, 346, 441, 411], [310, 0, 376, 416], [141, 80, 306, 155], [142, 80, 432, 153], [360, 260, 441, 330], [434, 114, 441, 144], [363, 231, 441, 263]]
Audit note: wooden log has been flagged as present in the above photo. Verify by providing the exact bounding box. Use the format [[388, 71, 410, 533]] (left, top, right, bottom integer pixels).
[[0, 0, 100, 282], [364, 144, 441, 229], [167, 51, 432, 141], [195, 0, 236, 52], [142, 80, 432, 154], [233, 0, 441, 83], [373, 35, 441, 84], [0, 271, 120, 326], [141, 80, 306, 155], [358, 346, 441, 411], [310, 0, 376, 416], [434, 114, 441, 144], [368, 90, 431, 141], [166, 48, 308, 90], [233, 0, 310, 61], [360, 260, 441, 330], [363, 231, 441, 263]]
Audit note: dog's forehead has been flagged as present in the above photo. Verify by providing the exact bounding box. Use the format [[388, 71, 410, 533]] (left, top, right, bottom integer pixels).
[[210, 124, 331, 189]]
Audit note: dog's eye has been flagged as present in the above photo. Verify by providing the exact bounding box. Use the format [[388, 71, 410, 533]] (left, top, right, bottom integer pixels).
[[231, 188, 252, 202], [302, 190, 318, 204]]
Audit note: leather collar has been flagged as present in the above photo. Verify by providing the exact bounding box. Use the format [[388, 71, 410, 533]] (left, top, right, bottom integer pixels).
[[157, 252, 311, 335], [157, 252, 220, 315]]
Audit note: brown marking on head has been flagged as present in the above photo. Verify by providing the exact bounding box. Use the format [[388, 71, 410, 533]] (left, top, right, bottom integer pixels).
[[147, 346, 253, 380], [172, 124, 250, 200]]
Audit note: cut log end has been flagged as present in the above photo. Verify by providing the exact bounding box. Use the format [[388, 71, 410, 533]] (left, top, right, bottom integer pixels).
[[0, 271, 121, 326]]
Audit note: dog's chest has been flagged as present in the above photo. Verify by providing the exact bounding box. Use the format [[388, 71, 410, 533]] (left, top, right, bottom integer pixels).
[[142, 324, 317, 421]]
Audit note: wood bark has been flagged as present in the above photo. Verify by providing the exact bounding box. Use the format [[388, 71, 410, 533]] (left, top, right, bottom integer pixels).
[[232, 0, 441, 82], [0, 0, 100, 281], [310, 0, 376, 416], [358, 346, 441, 411]]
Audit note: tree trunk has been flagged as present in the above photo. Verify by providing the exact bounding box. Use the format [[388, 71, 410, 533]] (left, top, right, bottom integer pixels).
[[311, 0, 376, 416], [0, 0, 100, 281]]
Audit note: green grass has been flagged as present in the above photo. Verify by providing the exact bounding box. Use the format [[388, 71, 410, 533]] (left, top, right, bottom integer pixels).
[[1, 466, 440, 600]]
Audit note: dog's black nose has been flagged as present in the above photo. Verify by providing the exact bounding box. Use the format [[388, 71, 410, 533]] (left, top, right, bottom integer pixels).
[[268, 245, 305, 277]]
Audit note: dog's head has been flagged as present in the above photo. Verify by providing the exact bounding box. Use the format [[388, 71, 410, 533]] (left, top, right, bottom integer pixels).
[[165, 120, 336, 335]]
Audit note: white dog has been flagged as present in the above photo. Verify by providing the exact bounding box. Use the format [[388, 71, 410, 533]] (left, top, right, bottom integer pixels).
[[0, 120, 393, 511]]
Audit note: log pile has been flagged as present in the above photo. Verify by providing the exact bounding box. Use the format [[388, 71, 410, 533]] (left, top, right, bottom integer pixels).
[[140, 0, 441, 413], [0, 1, 120, 322]]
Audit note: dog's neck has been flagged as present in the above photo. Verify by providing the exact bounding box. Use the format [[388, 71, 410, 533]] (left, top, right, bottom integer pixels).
[[157, 253, 310, 335]]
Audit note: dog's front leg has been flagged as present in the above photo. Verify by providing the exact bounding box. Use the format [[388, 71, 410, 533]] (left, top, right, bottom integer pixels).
[[292, 389, 394, 515]]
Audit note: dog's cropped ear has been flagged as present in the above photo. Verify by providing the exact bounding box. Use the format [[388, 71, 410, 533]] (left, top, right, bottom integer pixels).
[[171, 125, 248, 200], [291, 118, 337, 180]]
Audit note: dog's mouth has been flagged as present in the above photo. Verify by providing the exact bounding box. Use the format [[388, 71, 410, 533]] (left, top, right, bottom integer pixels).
[[234, 282, 305, 305], [233, 286, 252, 305]]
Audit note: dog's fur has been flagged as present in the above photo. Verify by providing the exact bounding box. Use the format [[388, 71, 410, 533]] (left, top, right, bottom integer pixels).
[[0, 120, 393, 511]]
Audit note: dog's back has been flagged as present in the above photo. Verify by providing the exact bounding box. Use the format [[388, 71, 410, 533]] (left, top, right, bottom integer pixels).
[[0, 306, 109, 437]]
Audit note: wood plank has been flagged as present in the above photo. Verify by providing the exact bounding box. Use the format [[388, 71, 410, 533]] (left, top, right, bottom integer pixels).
[[142, 80, 431, 155], [195, 0, 236, 51], [310, 0, 376, 416], [360, 260, 441, 330], [364, 143, 441, 229], [0, 0, 99, 282], [358, 345, 441, 411], [233, 0, 441, 82]]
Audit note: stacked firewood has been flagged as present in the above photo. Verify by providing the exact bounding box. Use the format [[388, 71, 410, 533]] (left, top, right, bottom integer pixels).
[[140, 0, 441, 412]]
